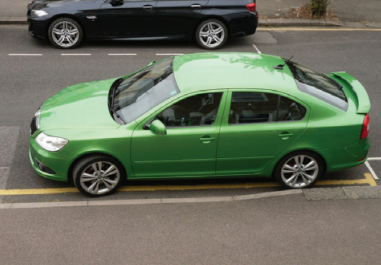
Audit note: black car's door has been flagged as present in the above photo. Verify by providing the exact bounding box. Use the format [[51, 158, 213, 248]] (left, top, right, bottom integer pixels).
[[98, 0, 158, 38], [155, 0, 209, 37]]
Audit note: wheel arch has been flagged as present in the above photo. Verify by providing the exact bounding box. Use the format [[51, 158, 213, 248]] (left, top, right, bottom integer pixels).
[[193, 16, 232, 38], [271, 149, 327, 178], [46, 14, 87, 39], [67, 151, 127, 184]]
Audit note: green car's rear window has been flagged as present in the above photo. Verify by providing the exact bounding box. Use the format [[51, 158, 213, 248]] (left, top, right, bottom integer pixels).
[[287, 61, 348, 111], [114, 58, 179, 123]]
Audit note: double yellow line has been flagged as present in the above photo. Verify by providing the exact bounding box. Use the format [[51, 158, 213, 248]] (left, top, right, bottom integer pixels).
[[0, 173, 376, 196]]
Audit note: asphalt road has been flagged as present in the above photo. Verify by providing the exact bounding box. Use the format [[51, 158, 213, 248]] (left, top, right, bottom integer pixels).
[[1, 25, 381, 264]]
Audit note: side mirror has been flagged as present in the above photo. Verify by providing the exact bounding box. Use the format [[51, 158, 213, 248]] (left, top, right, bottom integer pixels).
[[110, 0, 124, 6], [149, 120, 167, 136]]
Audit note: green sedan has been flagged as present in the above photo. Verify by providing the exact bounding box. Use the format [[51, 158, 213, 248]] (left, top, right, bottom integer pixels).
[[29, 53, 371, 197]]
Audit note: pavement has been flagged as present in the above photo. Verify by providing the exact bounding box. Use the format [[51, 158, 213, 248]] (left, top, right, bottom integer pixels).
[[1, 0, 381, 28]]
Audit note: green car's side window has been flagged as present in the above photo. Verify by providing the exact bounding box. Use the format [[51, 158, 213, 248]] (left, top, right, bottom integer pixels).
[[156, 93, 223, 127], [228, 92, 306, 124]]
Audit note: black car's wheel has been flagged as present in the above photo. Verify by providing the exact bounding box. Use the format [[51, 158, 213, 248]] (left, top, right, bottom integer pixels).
[[274, 151, 324, 189], [48, 17, 83, 49], [195, 19, 228, 49], [73, 155, 125, 197]]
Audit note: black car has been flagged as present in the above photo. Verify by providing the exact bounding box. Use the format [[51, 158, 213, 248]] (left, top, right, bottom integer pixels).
[[27, 0, 258, 49]]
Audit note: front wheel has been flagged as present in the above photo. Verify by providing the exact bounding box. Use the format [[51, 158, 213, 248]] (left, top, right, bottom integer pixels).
[[73, 155, 125, 197], [48, 17, 83, 49], [195, 19, 228, 49], [274, 152, 324, 189]]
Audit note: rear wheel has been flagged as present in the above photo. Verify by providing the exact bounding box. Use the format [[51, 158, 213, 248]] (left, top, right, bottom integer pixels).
[[195, 19, 228, 49], [48, 17, 83, 49], [274, 151, 323, 189], [73, 155, 125, 197]]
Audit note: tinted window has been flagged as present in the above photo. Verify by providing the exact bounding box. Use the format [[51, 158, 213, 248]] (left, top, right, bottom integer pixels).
[[115, 59, 179, 123], [277, 95, 306, 121], [229, 92, 306, 124], [287, 61, 348, 111], [156, 93, 223, 127]]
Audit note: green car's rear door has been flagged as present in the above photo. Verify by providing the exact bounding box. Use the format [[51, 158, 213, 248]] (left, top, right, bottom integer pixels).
[[216, 90, 309, 175]]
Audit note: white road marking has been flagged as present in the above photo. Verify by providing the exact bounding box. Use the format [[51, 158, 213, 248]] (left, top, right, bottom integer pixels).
[[252, 44, 262, 54], [156, 53, 183, 56], [9, 54, 42, 56], [367, 157, 381, 161], [365, 161, 379, 180], [108, 53, 137, 56], [61, 54, 91, 56]]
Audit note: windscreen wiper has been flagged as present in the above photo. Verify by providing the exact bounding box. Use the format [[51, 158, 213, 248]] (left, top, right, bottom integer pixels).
[[109, 78, 123, 110], [108, 78, 125, 124]]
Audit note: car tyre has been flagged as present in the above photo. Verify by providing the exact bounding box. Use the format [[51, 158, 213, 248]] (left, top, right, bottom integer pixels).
[[73, 155, 125, 197], [48, 17, 83, 49], [274, 151, 324, 189], [195, 19, 228, 49]]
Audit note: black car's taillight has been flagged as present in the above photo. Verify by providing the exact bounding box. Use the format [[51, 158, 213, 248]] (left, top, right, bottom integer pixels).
[[246, 2, 256, 12]]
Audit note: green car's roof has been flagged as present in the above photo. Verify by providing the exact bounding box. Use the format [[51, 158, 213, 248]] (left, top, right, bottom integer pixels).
[[173, 53, 298, 94]]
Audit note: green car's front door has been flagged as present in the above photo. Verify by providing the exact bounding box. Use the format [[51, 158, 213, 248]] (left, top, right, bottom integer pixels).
[[131, 92, 226, 178], [216, 91, 309, 175]]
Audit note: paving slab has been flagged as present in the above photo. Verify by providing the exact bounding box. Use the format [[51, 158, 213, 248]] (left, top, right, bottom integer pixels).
[[303, 187, 348, 200], [343, 186, 381, 199]]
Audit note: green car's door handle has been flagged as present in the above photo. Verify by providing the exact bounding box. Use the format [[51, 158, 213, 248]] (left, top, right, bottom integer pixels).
[[200, 136, 215, 144], [279, 132, 293, 140]]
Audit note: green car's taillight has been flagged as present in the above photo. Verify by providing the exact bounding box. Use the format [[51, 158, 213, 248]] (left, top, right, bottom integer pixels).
[[360, 114, 370, 140]]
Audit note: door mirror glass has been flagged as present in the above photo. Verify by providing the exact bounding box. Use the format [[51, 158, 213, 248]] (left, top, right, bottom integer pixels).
[[149, 119, 167, 136]]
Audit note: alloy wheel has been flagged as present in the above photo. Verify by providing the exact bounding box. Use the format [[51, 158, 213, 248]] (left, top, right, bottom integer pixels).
[[198, 22, 226, 49], [79, 161, 121, 195], [51, 21, 80, 48], [280, 155, 319, 188]]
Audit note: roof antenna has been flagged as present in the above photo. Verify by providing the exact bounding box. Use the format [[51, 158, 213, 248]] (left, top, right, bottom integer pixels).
[[273, 55, 294, 70]]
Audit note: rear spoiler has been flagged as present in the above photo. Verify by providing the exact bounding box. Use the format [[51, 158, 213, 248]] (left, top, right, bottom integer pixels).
[[331, 72, 371, 114]]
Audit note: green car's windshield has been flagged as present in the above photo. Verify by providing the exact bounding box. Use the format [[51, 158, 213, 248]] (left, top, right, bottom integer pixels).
[[287, 61, 348, 111], [113, 58, 179, 124]]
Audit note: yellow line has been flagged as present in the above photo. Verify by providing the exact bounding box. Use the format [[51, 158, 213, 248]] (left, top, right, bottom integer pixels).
[[0, 187, 79, 195], [258, 27, 381, 31], [364, 173, 377, 186], [0, 174, 376, 195]]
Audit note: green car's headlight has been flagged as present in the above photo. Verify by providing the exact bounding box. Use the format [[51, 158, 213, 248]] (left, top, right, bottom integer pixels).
[[35, 132, 68, 152], [31, 10, 48, 18]]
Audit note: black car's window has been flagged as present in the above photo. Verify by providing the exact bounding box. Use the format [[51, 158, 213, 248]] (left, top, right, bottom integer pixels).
[[156, 93, 223, 127], [287, 61, 348, 111], [114, 59, 179, 124], [229, 92, 306, 124]]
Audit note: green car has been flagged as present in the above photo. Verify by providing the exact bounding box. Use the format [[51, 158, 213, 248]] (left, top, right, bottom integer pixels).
[[29, 53, 370, 197]]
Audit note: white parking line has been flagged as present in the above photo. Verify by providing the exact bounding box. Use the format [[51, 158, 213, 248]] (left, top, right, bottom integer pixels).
[[252, 44, 262, 54], [156, 53, 183, 56], [61, 54, 91, 56], [108, 53, 137, 56], [365, 161, 379, 180], [9, 54, 42, 56], [367, 157, 381, 161]]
